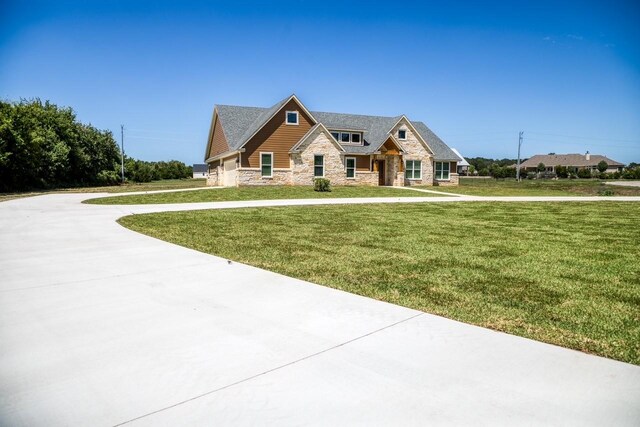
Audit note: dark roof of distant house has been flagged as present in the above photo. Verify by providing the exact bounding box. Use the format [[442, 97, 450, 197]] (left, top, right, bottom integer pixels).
[[519, 154, 624, 168], [214, 96, 458, 160], [192, 164, 208, 173]]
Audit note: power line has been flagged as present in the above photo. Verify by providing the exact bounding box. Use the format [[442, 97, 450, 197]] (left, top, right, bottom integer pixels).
[[526, 131, 640, 144]]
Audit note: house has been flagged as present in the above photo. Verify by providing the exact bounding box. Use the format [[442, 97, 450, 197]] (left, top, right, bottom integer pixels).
[[518, 152, 624, 174], [204, 94, 460, 187], [192, 164, 209, 178], [450, 148, 470, 175]]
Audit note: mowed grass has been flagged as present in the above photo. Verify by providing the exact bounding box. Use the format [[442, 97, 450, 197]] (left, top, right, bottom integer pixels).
[[0, 179, 207, 203], [120, 202, 640, 364], [85, 185, 444, 204], [433, 178, 640, 197]]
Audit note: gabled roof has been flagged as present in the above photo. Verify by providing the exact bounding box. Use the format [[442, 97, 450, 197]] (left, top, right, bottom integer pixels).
[[519, 154, 624, 168], [290, 123, 345, 153], [450, 148, 470, 166], [310, 111, 400, 154], [412, 121, 459, 161], [209, 95, 458, 160]]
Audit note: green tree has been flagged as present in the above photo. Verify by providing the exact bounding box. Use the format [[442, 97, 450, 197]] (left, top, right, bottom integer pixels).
[[597, 160, 608, 173], [0, 99, 121, 192], [537, 162, 546, 172]]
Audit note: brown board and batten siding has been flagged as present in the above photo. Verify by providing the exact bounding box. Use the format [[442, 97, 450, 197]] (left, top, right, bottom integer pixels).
[[208, 113, 229, 159], [355, 156, 370, 171], [241, 100, 314, 168]]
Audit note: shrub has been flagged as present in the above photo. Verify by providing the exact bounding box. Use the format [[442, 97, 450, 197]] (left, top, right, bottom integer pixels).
[[577, 168, 592, 179], [314, 178, 331, 192], [96, 170, 120, 186], [526, 172, 536, 180], [556, 165, 568, 178], [598, 188, 615, 196]]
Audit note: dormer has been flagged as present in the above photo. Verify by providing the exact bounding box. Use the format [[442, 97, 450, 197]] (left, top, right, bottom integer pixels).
[[329, 130, 364, 146]]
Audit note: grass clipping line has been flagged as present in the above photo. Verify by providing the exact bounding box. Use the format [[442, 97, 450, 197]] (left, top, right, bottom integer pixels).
[[119, 202, 640, 365]]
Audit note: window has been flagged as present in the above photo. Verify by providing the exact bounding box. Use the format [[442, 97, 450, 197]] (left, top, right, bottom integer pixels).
[[260, 152, 273, 177], [398, 129, 407, 140], [346, 157, 356, 178], [435, 162, 450, 180], [314, 155, 324, 177], [328, 130, 363, 145], [286, 111, 299, 125], [405, 160, 422, 180]]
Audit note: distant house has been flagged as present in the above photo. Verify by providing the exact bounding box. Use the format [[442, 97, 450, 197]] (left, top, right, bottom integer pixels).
[[203, 94, 460, 187], [451, 148, 470, 175], [192, 164, 209, 178], [518, 153, 624, 174]]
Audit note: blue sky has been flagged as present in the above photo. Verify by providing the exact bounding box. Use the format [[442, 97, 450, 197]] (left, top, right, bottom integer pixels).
[[1, 0, 639, 164]]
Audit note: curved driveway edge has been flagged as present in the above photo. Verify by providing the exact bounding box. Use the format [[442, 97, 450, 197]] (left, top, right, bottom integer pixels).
[[1, 193, 639, 426]]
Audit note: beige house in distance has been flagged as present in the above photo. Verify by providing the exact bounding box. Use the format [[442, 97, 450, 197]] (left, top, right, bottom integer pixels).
[[204, 94, 461, 187], [519, 152, 625, 173]]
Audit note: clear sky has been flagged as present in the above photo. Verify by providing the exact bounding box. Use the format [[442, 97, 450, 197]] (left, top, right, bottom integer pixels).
[[2, 0, 639, 164]]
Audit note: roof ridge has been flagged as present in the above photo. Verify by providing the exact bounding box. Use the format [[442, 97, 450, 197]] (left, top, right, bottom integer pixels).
[[312, 110, 402, 120]]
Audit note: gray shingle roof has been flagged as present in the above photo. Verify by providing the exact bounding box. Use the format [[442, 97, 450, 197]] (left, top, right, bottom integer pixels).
[[214, 98, 457, 160], [412, 121, 460, 161], [309, 111, 401, 154], [519, 154, 624, 168]]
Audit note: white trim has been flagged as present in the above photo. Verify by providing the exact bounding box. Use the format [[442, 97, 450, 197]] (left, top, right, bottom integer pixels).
[[259, 152, 273, 178], [205, 148, 245, 164], [237, 94, 318, 151], [313, 154, 325, 178], [405, 159, 423, 180], [328, 130, 364, 146], [345, 156, 356, 179], [397, 129, 407, 140], [434, 161, 451, 181], [290, 123, 346, 153], [285, 110, 299, 125], [386, 115, 434, 155]]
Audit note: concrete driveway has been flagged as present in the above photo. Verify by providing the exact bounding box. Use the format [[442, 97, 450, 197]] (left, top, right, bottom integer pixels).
[[1, 193, 639, 426]]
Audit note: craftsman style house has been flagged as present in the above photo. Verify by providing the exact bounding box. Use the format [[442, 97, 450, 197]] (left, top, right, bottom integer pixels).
[[204, 94, 461, 187]]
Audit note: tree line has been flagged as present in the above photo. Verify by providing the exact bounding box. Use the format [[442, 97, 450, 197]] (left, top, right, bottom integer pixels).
[[0, 99, 192, 192]]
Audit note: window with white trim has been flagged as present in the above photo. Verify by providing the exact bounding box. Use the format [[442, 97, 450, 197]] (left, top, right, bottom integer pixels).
[[286, 111, 299, 125], [398, 129, 407, 140], [260, 152, 273, 177], [405, 160, 422, 179], [328, 131, 363, 145], [314, 155, 324, 177], [345, 157, 356, 178], [435, 162, 450, 180]]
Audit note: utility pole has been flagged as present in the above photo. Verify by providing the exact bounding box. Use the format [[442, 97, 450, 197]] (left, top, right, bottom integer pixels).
[[516, 131, 523, 182], [120, 125, 125, 183]]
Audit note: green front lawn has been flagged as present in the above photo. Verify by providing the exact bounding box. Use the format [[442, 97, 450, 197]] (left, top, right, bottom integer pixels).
[[85, 185, 445, 205], [120, 202, 640, 364], [433, 178, 640, 197]]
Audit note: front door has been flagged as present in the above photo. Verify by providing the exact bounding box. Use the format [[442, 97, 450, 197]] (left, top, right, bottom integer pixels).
[[378, 160, 385, 186]]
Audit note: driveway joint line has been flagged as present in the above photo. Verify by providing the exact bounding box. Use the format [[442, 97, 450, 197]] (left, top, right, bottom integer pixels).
[[112, 312, 424, 426]]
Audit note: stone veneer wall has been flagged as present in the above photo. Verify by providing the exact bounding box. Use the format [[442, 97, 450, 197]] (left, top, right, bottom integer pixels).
[[206, 169, 219, 186], [292, 129, 377, 186], [391, 119, 434, 186], [237, 169, 292, 186], [434, 173, 459, 186]]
